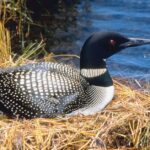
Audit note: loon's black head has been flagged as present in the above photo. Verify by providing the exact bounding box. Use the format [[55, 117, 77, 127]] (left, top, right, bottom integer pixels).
[[80, 32, 150, 68]]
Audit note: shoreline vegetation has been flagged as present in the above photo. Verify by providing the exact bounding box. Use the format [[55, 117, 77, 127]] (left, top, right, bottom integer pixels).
[[0, 1, 150, 149]]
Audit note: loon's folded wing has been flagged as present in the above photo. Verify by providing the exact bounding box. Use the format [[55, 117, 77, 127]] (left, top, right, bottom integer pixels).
[[0, 83, 79, 118], [0, 62, 87, 118]]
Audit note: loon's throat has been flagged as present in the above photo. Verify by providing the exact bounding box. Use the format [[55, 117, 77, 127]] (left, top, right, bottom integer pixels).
[[80, 68, 113, 87]]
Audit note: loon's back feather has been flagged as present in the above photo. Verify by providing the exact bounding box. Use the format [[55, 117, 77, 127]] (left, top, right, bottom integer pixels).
[[0, 62, 89, 118]]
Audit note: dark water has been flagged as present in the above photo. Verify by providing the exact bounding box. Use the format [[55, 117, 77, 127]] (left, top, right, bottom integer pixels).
[[51, 0, 150, 80]]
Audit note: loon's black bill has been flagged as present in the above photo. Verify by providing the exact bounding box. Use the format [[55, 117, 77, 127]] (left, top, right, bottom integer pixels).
[[120, 37, 150, 48]]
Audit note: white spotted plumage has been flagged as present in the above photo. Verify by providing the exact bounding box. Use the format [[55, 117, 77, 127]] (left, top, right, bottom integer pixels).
[[0, 62, 90, 118]]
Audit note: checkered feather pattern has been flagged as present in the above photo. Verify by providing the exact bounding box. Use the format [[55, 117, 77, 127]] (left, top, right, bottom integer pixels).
[[0, 62, 90, 118]]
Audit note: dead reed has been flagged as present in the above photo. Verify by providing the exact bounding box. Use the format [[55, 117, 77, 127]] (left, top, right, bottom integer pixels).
[[0, 21, 13, 67]]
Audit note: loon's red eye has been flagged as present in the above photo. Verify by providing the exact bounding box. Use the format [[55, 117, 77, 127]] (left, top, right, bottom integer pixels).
[[110, 39, 116, 46]]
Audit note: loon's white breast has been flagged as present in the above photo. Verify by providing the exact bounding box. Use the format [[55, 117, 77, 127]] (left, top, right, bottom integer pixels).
[[67, 85, 114, 116]]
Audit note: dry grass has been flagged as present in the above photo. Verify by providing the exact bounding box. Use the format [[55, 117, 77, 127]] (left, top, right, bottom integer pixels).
[[0, 0, 32, 35], [0, 21, 13, 67], [0, 20, 46, 68], [0, 80, 149, 150]]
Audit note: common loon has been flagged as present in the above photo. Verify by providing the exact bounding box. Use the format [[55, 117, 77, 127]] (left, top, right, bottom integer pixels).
[[0, 32, 150, 119]]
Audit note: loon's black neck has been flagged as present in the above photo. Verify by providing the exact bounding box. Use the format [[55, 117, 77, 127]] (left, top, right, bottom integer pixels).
[[79, 34, 114, 87], [80, 59, 113, 87]]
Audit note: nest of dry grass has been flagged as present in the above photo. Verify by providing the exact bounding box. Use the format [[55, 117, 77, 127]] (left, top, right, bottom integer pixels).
[[0, 79, 150, 150]]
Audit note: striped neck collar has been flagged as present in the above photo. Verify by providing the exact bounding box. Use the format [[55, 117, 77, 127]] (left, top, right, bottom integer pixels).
[[80, 68, 113, 87], [80, 68, 107, 78]]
